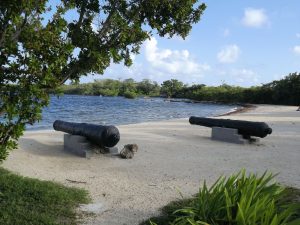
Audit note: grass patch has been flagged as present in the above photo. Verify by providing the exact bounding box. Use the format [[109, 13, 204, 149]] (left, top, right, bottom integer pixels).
[[0, 167, 90, 225], [141, 170, 300, 225]]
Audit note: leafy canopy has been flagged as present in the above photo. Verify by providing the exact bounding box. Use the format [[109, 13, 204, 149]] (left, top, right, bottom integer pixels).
[[0, 0, 206, 161], [161, 79, 184, 97]]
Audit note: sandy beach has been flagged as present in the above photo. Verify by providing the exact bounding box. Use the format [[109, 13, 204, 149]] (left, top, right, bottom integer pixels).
[[2, 105, 300, 225]]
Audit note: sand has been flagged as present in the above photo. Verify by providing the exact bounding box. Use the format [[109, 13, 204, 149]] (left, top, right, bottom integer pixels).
[[2, 105, 300, 225]]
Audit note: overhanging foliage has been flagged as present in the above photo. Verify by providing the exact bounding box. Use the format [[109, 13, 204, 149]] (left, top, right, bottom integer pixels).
[[0, 0, 206, 161]]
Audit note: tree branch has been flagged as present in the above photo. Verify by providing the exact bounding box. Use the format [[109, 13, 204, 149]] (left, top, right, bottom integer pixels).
[[98, 3, 118, 39], [8, 12, 29, 46], [0, 8, 12, 48], [77, 2, 87, 27]]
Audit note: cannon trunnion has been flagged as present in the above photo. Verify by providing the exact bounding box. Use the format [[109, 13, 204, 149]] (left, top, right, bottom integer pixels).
[[189, 117, 272, 139], [53, 120, 120, 148]]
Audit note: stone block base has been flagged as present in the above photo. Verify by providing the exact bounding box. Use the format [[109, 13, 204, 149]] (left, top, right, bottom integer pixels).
[[211, 127, 247, 144], [64, 134, 118, 158]]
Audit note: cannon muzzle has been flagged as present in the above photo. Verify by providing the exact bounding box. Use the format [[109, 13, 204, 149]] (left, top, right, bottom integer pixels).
[[189, 117, 272, 138], [53, 120, 120, 147]]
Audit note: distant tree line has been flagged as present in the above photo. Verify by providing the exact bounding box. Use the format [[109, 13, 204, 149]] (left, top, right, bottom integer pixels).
[[59, 78, 160, 99], [58, 72, 300, 106]]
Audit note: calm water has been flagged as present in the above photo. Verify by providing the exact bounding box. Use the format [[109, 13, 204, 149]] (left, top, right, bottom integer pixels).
[[27, 95, 238, 130]]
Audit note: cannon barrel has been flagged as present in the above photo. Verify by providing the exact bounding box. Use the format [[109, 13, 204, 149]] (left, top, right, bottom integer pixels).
[[53, 120, 120, 147], [189, 117, 272, 138]]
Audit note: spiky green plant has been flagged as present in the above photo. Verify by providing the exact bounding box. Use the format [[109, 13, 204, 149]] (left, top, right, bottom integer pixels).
[[166, 170, 300, 225]]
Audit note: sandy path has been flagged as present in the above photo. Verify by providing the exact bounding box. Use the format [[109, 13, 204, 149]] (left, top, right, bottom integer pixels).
[[2, 105, 300, 225]]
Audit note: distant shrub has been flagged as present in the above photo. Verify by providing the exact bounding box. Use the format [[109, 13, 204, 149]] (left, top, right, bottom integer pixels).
[[99, 89, 119, 96], [124, 91, 137, 99]]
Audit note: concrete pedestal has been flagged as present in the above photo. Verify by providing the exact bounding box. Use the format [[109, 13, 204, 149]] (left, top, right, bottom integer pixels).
[[211, 127, 247, 144], [64, 134, 118, 158]]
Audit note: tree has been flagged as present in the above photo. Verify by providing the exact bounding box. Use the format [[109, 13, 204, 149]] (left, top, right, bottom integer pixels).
[[136, 79, 160, 96], [0, 0, 206, 161], [92, 79, 121, 96], [161, 79, 184, 97], [119, 78, 136, 94], [265, 72, 300, 105]]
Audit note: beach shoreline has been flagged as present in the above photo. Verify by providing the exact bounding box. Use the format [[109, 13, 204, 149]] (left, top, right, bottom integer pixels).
[[2, 104, 300, 225], [25, 102, 241, 132], [24, 95, 237, 131], [216, 104, 256, 116]]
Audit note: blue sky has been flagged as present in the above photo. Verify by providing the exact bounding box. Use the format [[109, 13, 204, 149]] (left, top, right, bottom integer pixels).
[[55, 1, 300, 87]]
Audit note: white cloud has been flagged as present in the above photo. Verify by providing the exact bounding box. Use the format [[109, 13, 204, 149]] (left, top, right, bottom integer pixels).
[[242, 8, 269, 28], [231, 69, 259, 83], [296, 33, 300, 38], [293, 46, 300, 55], [91, 37, 210, 84], [217, 45, 240, 63], [144, 37, 210, 76], [212, 67, 260, 86]]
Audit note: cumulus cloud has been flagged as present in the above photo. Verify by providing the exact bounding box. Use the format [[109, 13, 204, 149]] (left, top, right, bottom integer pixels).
[[231, 68, 259, 83], [217, 45, 240, 63], [212, 67, 260, 86], [242, 8, 269, 28], [93, 37, 210, 84], [293, 45, 300, 55], [144, 37, 210, 76]]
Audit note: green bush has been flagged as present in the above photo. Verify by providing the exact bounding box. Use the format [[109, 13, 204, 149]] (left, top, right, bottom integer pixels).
[[98, 89, 119, 96], [148, 170, 300, 225], [124, 91, 137, 99]]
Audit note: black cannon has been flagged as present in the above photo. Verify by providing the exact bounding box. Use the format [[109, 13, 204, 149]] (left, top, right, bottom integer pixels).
[[53, 120, 120, 147], [189, 117, 272, 138]]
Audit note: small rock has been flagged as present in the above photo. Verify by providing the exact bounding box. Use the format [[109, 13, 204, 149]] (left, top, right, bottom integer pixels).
[[120, 144, 138, 159]]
